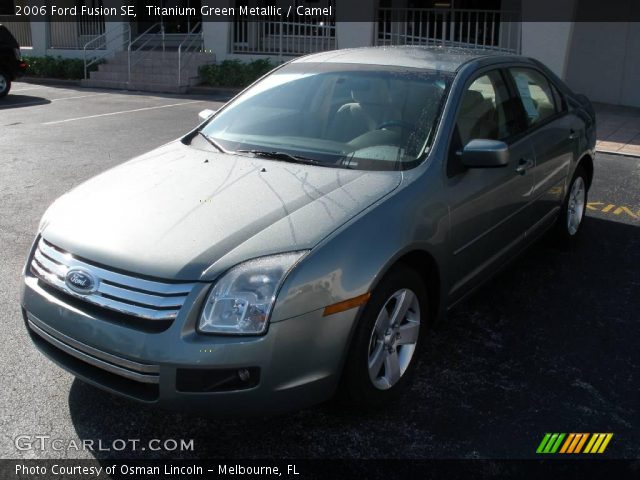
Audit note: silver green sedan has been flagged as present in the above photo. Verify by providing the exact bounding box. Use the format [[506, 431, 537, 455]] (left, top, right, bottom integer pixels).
[[21, 47, 595, 415]]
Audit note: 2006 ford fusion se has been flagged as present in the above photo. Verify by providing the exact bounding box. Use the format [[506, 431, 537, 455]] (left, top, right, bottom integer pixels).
[[21, 47, 595, 415]]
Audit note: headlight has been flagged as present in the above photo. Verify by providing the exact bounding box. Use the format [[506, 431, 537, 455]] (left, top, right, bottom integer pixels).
[[199, 252, 306, 335]]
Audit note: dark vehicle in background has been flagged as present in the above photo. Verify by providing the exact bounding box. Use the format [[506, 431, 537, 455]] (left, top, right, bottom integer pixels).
[[0, 24, 27, 97]]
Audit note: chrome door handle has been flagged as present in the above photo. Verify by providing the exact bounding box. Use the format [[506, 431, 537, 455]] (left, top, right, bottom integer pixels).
[[516, 158, 534, 175]]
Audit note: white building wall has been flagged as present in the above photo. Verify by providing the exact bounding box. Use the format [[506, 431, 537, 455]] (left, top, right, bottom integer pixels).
[[564, 22, 640, 107], [202, 0, 232, 61], [335, 0, 376, 49], [521, 22, 574, 78], [518, 0, 577, 78]]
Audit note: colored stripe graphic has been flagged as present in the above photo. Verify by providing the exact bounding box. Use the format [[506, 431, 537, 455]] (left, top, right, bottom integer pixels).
[[597, 434, 613, 453], [550, 433, 565, 453], [536, 433, 552, 453], [583, 434, 598, 453], [544, 434, 559, 453], [559, 433, 575, 453], [584, 433, 613, 454], [537, 433, 613, 454], [574, 434, 589, 453], [567, 433, 582, 453], [536, 433, 565, 453]]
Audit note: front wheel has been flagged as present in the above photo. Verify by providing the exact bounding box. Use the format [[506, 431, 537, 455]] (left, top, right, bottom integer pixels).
[[339, 264, 428, 408], [555, 165, 588, 245], [0, 72, 11, 98]]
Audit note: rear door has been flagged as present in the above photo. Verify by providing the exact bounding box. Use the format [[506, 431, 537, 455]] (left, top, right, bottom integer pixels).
[[446, 68, 535, 300], [506, 67, 577, 228]]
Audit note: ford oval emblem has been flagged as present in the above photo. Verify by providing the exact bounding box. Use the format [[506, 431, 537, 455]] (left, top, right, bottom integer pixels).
[[65, 268, 98, 294]]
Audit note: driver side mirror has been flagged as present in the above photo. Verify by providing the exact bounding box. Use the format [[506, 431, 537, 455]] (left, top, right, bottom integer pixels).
[[198, 109, 217, 122], [461, 139, 509, 168]]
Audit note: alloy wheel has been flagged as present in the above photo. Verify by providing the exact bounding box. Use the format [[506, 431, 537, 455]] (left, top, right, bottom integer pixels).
[[367, 288, 420, 390], [567, 176, 586, 235]]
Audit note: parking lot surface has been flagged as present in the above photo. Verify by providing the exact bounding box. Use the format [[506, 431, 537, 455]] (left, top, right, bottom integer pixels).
[[1, 83, 638, 460]]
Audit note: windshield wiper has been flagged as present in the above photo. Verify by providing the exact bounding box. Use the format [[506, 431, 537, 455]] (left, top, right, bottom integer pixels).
[[235, 149, 326, 167], [197, 131, 225, 153]]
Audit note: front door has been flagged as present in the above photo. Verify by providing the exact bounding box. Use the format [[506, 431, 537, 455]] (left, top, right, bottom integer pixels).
[[446, 68, 535, 300]]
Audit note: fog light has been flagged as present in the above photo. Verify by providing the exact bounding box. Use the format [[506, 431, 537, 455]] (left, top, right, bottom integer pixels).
[[176, 367, 260, 392]]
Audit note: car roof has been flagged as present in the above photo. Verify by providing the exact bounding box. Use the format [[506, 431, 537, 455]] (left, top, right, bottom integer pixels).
[[292, 46, 525, 72]]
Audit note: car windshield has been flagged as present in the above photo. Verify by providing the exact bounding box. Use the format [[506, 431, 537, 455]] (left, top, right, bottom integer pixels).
[[200, 62, 452, 171]]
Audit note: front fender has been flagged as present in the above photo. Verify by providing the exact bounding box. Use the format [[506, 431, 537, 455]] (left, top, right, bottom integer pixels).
[[271, 166, 450, 324]]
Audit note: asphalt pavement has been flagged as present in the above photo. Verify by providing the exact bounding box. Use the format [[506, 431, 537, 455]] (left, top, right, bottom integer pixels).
[[0, 83, 638, 460]]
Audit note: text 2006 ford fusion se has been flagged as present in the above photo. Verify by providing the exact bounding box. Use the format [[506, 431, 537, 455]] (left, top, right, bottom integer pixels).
[[21, 47, 595, 416]]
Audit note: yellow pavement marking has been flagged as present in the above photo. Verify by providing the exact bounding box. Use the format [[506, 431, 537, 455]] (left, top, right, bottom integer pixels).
[[587, 201, 639, 219], [613, 206, 638, 218]]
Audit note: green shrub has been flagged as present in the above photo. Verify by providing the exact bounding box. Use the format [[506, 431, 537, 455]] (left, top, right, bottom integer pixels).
[[22, 56, 101, 80], [199, 59, 275, 88]]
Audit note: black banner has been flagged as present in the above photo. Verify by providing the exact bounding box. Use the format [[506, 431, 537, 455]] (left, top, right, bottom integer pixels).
[[2, 459, 640, 480], [2, 0, 640, 22]]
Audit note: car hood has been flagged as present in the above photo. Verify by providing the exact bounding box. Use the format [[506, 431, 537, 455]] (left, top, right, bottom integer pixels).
[[41, 141, 401, 280]]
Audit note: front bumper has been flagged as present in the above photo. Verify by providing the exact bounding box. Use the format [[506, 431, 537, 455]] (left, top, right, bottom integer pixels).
[[21, 272, 358, 417]]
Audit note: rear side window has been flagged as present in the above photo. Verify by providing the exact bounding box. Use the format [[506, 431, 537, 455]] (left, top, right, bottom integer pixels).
[[550, 82, 566, 112], [509, 68, 558, 127]]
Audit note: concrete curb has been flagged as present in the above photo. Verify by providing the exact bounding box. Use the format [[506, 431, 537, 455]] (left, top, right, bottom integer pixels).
[[19, 77, 242, 99], [20, 77, 82, 87], [596, 148, 640, 159]]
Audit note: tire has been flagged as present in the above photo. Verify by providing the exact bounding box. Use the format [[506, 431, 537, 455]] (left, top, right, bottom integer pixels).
[[0, 72, 11, 98], [554, 165, 589, 245], [339, 264, 428, 408]]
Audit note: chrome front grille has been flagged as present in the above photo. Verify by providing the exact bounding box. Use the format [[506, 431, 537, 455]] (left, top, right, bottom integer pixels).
[[30, 238, 195, 321]]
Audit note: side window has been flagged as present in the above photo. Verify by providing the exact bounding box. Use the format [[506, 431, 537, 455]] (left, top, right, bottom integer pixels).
[[550, 82, 566, 112], [448, 70, 518, 176], [509, 68, 557, 126]]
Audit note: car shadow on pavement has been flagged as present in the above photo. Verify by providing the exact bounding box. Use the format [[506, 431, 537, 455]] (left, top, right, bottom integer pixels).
[[67, 215, 639, 460], [0, 94, 50, 110]]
